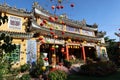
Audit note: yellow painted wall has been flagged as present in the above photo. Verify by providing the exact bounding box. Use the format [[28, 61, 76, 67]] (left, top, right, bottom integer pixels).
[[0, 12, 30, 68], [12, 39, 27, 68], [0, 12, 27, 33]]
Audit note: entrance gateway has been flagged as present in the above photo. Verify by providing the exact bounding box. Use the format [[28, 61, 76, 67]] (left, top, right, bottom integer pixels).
[[39, 39, 98, 65]]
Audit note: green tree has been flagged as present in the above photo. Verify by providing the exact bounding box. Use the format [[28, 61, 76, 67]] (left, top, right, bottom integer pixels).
[[0, 33, 16, 79], [104, 36, 119, 66]]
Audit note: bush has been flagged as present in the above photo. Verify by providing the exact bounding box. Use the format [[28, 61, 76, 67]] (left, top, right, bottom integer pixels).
[[80, 61, 117, 76], [20, 64, 30, 73], [63, 60, 72, 68], [10, 68, 20, 75], [19, 74, 31, 80], [48, 70, 67, 80], [29, 64, 42, 78]]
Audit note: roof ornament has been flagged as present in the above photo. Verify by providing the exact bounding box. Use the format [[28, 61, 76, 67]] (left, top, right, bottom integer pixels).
[[3, 0, 7, 7], [32, 2, 39, 8], [81, 19, 86, 26], [97, 31, 106, 38], [93, 23, 98, 28]]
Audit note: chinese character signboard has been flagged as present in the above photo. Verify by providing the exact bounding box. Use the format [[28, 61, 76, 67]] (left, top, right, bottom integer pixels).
[[8, 16, 22, 30]]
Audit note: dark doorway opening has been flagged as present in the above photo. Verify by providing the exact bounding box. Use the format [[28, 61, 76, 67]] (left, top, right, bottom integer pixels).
[[84, 46, 96, 60], [68, 46, 82, 60]]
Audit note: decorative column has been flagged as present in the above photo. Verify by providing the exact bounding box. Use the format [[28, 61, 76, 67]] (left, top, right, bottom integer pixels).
[[37, 41, 40, 63], [66, 45, 69, 60], [82, 46, 86, 63]]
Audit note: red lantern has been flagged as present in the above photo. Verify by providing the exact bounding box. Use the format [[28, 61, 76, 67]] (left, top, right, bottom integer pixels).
[[50, 31, 54, 35], [62, 31, 65, 35], [56, 5, 61, 9], [44, 58, 48, 61], [50, 27, 53, 30], [49, 17, 55, 22], [54, 16, 58, 20], [54, 35, 58, 39], [41, 40, 45, 44], [61, 21, 65, 25], [51, 47, 55, 51], [51, 6, 55, 9], [43, 20, 47, 24], [61, 48, 64, 52], [40, 22, 44, 26], [70, 3, 74, 7], [39, 37, 43, 40], [60, 5, 64, 9]]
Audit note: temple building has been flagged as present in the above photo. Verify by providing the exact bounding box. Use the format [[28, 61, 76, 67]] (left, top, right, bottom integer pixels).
[[0, 2, 108, 67]]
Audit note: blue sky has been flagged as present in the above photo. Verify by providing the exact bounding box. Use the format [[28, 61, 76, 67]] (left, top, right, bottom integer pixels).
[[1, 0, 120, 41]]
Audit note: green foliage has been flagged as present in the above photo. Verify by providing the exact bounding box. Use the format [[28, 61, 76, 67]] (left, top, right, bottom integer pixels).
[[0, 33, 16, 53], [29, 63, 43, 78], [63, 59, 72, 68], [20, 64, 30, 73], [19, 74, 31, 80], [0, 62, 9, 79], [80, 61, 117, 76], [29, 53, 45, 78], [9, 68, 20, 75], [104, 36, 120, 66], [48, 70, 67, 80], [0, 33, 17, 79], [69, 59, 82, 64]]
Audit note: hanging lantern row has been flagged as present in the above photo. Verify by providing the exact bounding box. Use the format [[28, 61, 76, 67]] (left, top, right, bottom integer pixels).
[[50, 45, 59, 51], [51, 3, 74, 10], [40, 17, 65, 27], [40, 19, 48, 26]]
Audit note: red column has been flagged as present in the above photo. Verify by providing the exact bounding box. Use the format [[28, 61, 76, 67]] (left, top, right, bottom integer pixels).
[[82, 46, 86, 63], [66, 45, 69, 60]]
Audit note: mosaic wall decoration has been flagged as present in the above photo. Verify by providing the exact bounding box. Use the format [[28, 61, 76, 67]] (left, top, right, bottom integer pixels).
[[26, 40, 37, 63], [7, 45, 20, 62]]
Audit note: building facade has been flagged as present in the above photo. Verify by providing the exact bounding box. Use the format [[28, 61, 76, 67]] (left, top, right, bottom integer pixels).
[[0, 2, 108, 67]]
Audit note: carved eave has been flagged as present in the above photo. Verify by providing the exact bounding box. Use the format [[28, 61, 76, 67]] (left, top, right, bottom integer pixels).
[[100, 43, 107, 47], [62, 18, 98, 31], [96, 31, 106, 38], [31, 21, 100, 42], [86, 23, 98, 28], [0, 4, 32, 17], [115, 32, 120, 37], [0, 30, 33, 38], [34, 7, 98, 31]]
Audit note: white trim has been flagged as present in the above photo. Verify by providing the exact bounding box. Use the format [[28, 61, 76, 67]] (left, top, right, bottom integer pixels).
[[35, 8, 49, 17]]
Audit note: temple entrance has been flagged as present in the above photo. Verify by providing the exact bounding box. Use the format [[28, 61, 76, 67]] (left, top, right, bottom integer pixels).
[[40, 44, 65, 64], [84, 46, 96, 60], [68, 46, 83, 60]]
